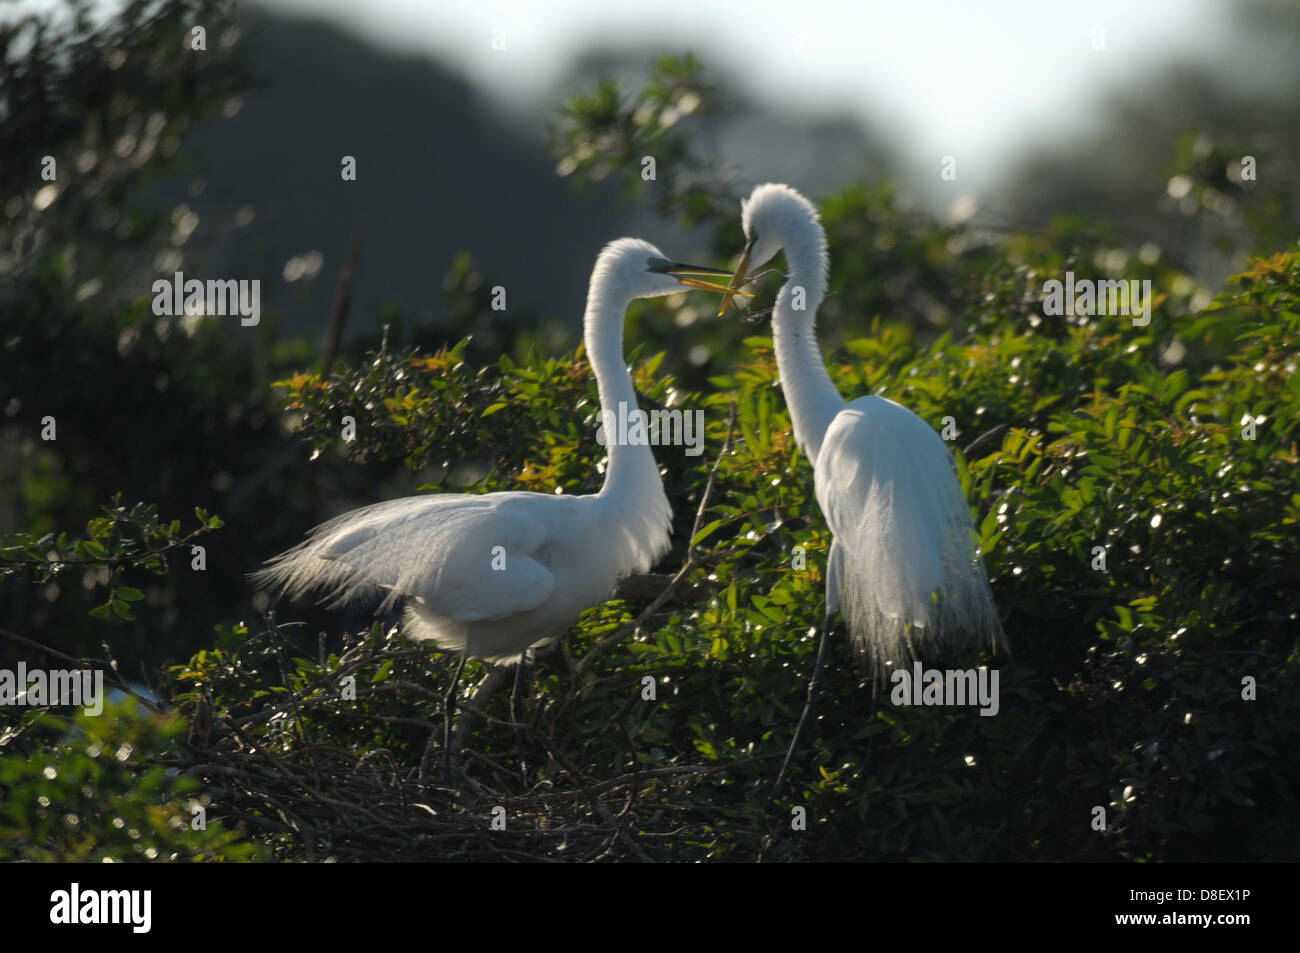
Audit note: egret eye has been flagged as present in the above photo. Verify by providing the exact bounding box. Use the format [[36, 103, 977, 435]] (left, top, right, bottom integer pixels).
[[646, 257, 672, 273]]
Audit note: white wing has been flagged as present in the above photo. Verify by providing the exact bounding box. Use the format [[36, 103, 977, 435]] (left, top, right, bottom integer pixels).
[[814, 395, 1002, 669], [253, 493, 555, 623]]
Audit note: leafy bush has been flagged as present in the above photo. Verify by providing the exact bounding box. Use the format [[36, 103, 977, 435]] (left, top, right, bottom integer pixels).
[[0, 695, 265, 861], [4, 44, 1296, 862], [152, 243, 1298, 861]]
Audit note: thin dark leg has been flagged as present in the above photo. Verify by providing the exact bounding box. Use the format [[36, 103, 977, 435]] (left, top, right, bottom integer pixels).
[[773, 611, 835, 796], [510, 651, 530, 784], [443, 653, 467, 784]]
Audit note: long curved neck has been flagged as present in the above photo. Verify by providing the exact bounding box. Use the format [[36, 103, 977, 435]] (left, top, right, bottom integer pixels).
[[771, 215, 844, 464], [584, 275, 662, 501]]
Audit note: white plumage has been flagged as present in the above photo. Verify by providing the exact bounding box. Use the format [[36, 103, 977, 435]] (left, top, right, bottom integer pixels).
[[254, 490, 665, 662], [816, 395, 1002, 671], [736, 183, 1003, 671], [254, 238, 734, 663]]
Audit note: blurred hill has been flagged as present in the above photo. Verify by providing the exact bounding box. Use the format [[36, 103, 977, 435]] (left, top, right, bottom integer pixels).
[[174, 7, 626, 339], [159, 1, 1299, 346], [161, 6, 894, 341]]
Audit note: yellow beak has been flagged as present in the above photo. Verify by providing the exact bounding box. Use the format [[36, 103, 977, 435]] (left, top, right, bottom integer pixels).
[[657, 261, 755, 298], [714, 236, 755, 316]]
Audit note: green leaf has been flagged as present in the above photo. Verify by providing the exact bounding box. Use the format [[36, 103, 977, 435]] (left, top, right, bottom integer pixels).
[[691, 519, 725, 546], [82, 540, 109, 559]]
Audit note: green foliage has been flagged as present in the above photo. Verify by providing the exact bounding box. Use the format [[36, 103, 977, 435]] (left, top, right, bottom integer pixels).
[[0, 495, 220, 622], [551, 52, 726, 225], [1, 0, 248, 291], [4, 41, 1297, 862], [0, 0, 378, 671], [275, 333, 697, 499], [161, 243, 1299, 861], [0, 697, 265, 861]]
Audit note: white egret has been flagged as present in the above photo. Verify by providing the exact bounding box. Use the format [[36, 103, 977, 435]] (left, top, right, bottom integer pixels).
[[718, 183, 1003, 790], [253, 238, 743, 777]]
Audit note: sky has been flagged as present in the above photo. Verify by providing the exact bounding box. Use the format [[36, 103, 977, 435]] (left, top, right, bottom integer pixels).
[[9, 0, 1238, 193], [258, 0, 1227, 185]]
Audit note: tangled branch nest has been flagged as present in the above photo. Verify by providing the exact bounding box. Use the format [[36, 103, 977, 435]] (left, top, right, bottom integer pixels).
[[174, 619, 758, 863]]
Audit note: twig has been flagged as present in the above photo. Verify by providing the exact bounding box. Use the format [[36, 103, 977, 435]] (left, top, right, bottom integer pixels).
[[541, 737, 655, 863], [964, 423, 1009, 458], [322, 220, 366, 376], [0, 627, 164, 714]]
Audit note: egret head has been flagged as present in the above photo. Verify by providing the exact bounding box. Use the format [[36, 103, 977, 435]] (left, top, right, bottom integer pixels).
[[596, 237, 742, 301], [741, 183, 818, 267], [713, 183, 823, 316]]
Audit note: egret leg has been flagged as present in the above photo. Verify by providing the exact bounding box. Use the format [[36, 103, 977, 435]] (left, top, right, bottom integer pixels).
[[773, 610, 835, 796], [510, 650, 531, 784], [443, 653, 468, 784]]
